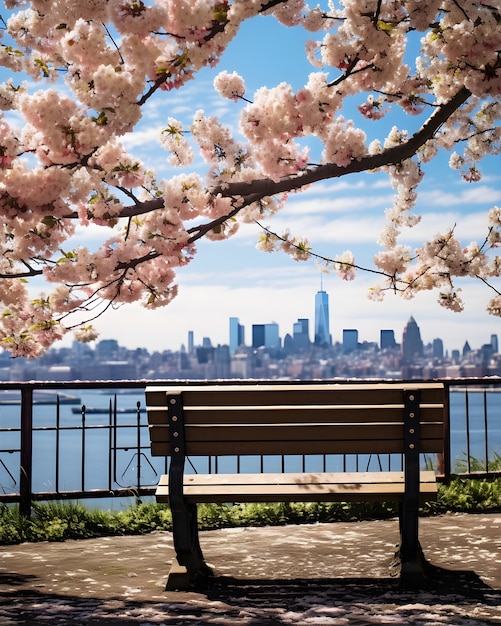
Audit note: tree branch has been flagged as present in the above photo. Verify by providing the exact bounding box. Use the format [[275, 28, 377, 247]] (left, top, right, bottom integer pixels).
[[105, 87, 472, 243], [59, 87, 472, 261], [213, 86, 472, 201], [64, 197, 165, 220]]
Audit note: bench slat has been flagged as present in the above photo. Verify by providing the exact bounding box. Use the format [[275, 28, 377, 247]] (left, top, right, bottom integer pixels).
[[150, 423, 443, 456], [147, 404, 444, 425], [145, 383, 445, 408], [150, 437, 443, 456], [155, 471, 438, 504], [148, 422, 443, 444], [161, 470, 437, 485]]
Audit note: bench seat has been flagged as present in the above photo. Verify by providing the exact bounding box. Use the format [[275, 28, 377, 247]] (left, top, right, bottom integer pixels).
[[156, 470, 438, 503]]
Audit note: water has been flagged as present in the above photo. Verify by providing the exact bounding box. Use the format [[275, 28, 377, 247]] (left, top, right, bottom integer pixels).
[[449, 389, 501, 468], [0, 388, 155, 510], [1, 387, 500, 510]]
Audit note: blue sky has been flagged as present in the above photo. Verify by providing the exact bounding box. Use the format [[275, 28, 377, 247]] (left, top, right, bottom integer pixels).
[[2, 8, 501, 355]]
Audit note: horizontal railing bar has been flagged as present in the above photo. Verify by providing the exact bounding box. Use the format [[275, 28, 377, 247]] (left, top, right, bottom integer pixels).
[[0, 380, 147, 390], [443, 471, 501, 480], [23, 425, 143, 432], [0, 488, 157, 502]]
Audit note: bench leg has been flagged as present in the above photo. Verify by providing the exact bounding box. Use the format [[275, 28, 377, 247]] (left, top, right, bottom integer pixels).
[[398, 503, 429, 588], [168, 503, 213, 591]]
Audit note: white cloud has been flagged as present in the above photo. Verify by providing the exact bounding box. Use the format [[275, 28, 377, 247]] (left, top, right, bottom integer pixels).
[[257, 214, 386, 245], [419, 185, 501, 207], [400, 211, 492, 243], [122, 126, 164, 149], [281, 192, 389, 217]]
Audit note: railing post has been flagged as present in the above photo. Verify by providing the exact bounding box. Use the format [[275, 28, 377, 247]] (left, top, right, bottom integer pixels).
[[437, 382, 452, 484], [20, 387, 33, 517], [136, 400, 141, 502]]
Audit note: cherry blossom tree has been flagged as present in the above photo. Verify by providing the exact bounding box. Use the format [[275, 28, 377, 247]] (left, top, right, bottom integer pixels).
[[0, 0, 500, 357]]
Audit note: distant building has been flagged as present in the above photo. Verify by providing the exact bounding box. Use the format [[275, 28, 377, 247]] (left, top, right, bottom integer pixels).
[[231, 352, 252, 378], [292, 318, 310, 351], [343, 329, 358, 352], [80, 361, 136, 380], [432, 338, 444, 359], [96, 339, 119, 360], [214, 345, 231, 378], [35, 365, 78, 381], [402, 316, 423, 360], [252, 323, 280, 349], [314, 289, 330, 346], [196, 346, 214, 363], [491, 334, 499, 353], [380, 329, 397, 350], [252, 324, 265, 349], [229, 317, 245, 354], [480, 342, 494, 363]]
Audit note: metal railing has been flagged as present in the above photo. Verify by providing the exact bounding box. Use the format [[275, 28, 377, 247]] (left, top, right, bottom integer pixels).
[[0, 378, 500, 515], [0, 381, 167, 516]]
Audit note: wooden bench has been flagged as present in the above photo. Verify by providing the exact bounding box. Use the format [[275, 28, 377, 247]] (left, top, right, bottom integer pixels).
[[145, 382, 445, 590]]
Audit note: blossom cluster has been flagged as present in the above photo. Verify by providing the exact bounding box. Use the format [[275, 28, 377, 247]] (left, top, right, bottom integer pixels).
[[0, 0, 500, 356]]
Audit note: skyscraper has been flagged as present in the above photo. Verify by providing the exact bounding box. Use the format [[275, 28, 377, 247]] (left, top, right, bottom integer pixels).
[[314, 289, 330, 346], [432, 338, 444, 359], [229, 317, 245, 354], [402, 316, 423, 360], [343, 329, 358, 352], [292, 318, 310, 350], [380, 329, 397, 350], [491, 334, 499, 353], [252, 323, 280, 349]]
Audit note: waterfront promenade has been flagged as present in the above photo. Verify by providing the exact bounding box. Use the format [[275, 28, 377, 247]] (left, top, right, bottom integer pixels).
[[0, 513, 500, 624]]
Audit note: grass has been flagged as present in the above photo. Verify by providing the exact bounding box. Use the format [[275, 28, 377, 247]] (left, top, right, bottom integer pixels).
[[0, 476, 500, 545], [453, 451, 501, 474]]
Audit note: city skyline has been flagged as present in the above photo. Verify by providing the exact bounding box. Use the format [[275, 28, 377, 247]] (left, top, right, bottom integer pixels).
[[49, 275, 500, 358], [188, 288, 496, 357], [3, 306, 499, 383]]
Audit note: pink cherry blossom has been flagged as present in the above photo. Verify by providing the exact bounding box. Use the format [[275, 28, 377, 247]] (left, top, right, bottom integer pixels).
[[0, 0, 500, 356]]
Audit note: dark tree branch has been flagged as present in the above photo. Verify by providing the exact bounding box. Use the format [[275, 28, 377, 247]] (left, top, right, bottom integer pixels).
[[259, 0, 289, 11], [107, 86, 472, 227], [0, 268, 43, 279], [213, 86, 472, 201], [186, 193, 265, 242], [64, 197, 165, 220], [32, 86, 471, 280]]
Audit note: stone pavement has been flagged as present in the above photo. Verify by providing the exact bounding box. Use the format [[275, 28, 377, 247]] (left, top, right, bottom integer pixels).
[[0, 513, 500, 625]]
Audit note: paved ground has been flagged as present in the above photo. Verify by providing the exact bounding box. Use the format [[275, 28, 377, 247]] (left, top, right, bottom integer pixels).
[[0, 513, 500, 625]]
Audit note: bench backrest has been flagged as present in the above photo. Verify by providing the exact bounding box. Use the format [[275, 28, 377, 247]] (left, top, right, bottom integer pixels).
[[145, 382, 445, 458]]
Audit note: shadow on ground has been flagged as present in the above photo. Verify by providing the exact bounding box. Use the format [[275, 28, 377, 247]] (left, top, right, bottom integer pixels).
[[1, 571, 500, 625], [1, 514, 500, 624]]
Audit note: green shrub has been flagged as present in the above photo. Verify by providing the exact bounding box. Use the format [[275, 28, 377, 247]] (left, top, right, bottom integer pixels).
[[26, 502, 120, 542], [437, 477, 501, 512], [115, 502, 172, 533], [0, 504, 25, 544]]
